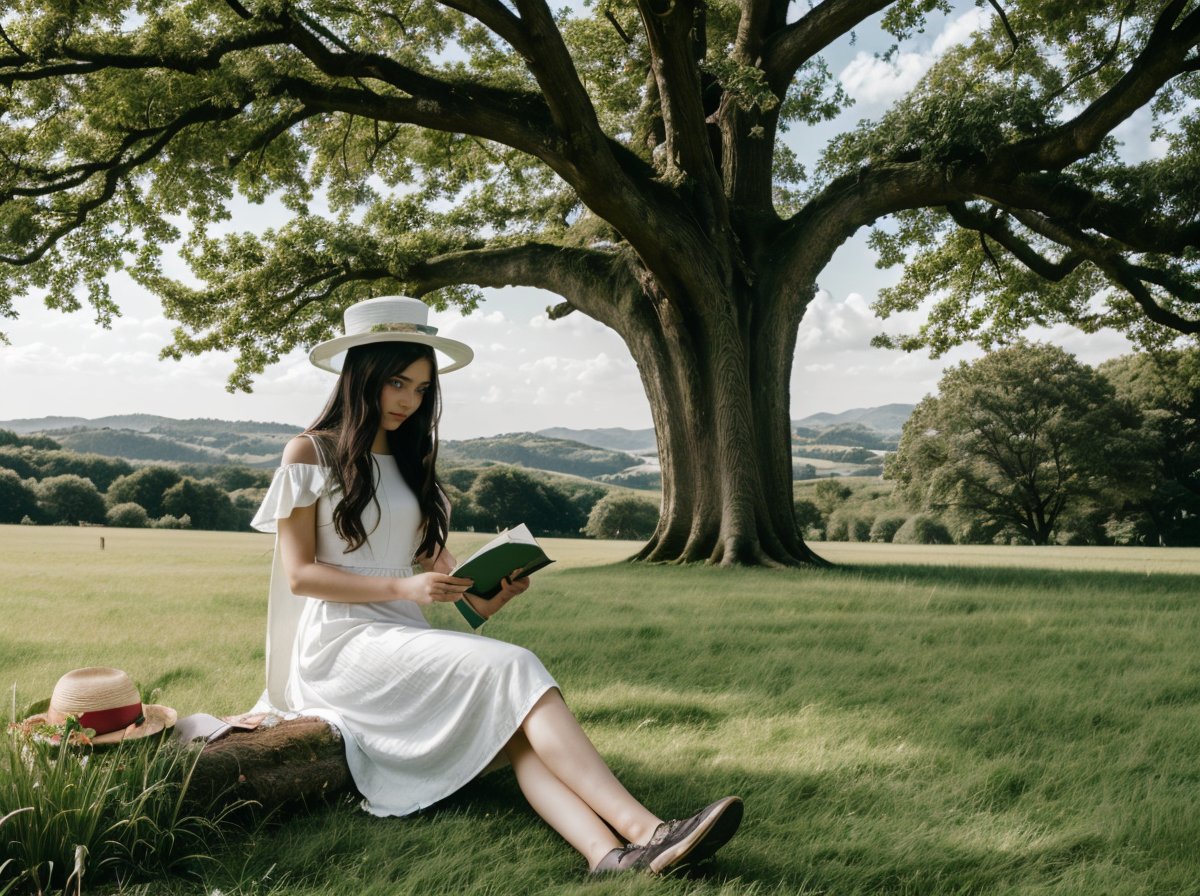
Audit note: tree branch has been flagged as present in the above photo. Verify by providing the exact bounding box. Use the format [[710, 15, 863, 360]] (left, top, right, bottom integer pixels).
[[273, 76, 565, 171], [0, 100, 251, 266], [1005, 207, 1200, 333], [944, 202, 1086, 281], [773, 162, 977, 310], [997, 2, 1200, 172], [633, 0, 726, 224], [0, 21, 30, 60], [730, 0, 782, 70], [761, 0, 891, 92], [224, 0, 253, 20], [269, 5, 671, 248], [1043, 4, 1131, 106], [986, 0, 1020, 54], [971, 173, 1200, 256], [509, 0, 624, 167], [405, 241, 635, 325], [438, 0, 529, 55], [0, 26, 292, 82]]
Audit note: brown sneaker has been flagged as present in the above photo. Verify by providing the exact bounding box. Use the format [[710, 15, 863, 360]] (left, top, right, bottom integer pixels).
[[590, 796, 744, 875], [643, 795, 743, 873], [590, 843, 647, 874]]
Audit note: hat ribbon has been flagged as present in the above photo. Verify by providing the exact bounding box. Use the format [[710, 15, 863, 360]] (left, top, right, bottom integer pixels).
[[76, 701, 144, 735], [368, 322, 437, 335]]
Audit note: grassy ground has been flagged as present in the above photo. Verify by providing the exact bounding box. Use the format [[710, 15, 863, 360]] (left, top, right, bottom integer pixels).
[[3, 526, 1200, 895]]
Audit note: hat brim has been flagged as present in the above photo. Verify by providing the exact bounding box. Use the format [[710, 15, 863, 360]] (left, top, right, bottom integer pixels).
[[309, 332, 473, 374], [22, 704, 178, 746]]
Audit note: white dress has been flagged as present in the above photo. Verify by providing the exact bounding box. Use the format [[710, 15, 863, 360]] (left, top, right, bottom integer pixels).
[[250, 453, 558, 816]]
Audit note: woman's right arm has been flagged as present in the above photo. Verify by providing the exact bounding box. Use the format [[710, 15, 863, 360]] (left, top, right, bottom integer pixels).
[[274, 437, 472, 606]]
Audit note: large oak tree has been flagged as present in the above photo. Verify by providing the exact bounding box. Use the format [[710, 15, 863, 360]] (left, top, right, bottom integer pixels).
[[2, 1, 1199, 565]]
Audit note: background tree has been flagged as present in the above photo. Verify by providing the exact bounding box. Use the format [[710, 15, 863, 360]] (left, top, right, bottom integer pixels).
[[467, 466, 586, 536], [14, 435, 61, 451], [0, 469, 39, 524], [0, 430, 61, 451], [887, 342, 1145, 545], [35, 474, 107, 525], [585, 493, 660, 540], [106, 501, 151, 528], [891, 514, 953, 545], [3, 2, 1200, 564], [105, 466, 183, 520], [191, 465, 274, 492], [1099, 347, 1200, 544], [28, 451, 133, 493], [812, 479, 852, 519], [792, 499, 823, 538], [161, 477, 240, 530], [0, 448, 40, 481]]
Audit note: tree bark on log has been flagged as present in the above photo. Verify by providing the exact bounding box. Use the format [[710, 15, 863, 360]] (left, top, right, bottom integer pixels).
[[189, 718, 353, 811]]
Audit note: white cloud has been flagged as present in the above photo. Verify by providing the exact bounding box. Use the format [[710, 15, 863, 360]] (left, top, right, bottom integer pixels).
[[839, 53, 928, 104], [1111, 105, 1171, 164], [839, 7, 990, 105], [0, 261, 1143, 440], [932, 7, 989, 54], [796, 290, 882, 350]]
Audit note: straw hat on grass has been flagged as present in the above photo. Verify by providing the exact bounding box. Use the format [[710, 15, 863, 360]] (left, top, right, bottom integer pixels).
[[19, 667, 177, 746]]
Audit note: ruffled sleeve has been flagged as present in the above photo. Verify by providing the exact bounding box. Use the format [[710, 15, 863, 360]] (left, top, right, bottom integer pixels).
[[251, 463, 331, 533]]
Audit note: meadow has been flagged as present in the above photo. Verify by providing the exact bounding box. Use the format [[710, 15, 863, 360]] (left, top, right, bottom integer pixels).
[[2, 524, 1200, 895]]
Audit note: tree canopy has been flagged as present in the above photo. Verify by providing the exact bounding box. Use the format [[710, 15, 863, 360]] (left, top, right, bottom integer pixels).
[[886, 341, 1145, 544], [3, 0, 1200, 564], [1099, 347, 1200, 544]]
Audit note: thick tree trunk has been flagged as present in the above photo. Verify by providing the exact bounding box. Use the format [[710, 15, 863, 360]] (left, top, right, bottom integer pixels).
[[624, 281, 826, 567]]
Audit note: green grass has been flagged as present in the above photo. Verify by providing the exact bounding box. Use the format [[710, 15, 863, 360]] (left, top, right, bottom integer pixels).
[[0, 734, 248, 895], [3, 526, 1200, 894]]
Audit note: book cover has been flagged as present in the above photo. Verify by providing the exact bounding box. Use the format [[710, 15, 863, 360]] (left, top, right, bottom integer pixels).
[[452, 523, 555, 600]]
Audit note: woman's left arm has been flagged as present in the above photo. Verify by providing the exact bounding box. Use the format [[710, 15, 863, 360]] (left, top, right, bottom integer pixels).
[[465, 571, 530, 620]]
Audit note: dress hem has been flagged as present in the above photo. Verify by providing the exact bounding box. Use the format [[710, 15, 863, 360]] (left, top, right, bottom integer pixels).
[[357, 680, 558, 818]]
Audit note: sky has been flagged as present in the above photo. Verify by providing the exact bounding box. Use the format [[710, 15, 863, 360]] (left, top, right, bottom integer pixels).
[[0, 6, 1150, 441]]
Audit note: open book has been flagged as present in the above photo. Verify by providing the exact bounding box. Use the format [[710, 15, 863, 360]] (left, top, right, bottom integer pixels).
[[453, 524, 555, 598], [451, 524, 554, 627]]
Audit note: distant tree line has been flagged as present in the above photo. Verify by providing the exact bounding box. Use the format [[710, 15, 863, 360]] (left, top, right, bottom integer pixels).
[[442, 465, 659, 539], [0, 436, 275, 530], [796, 346, 1200, 547], [0, 433, 660, 539], [440, 434, 639, 479]]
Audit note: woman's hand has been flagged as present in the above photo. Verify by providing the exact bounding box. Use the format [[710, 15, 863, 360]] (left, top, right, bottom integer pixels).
[[397, 572, 474, 605], [465, 569, 531, 619]]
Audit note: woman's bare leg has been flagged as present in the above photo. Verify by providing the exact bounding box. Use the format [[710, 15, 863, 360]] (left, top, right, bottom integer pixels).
[[519, 688, 662, 844], [504, 728, 622, 869]]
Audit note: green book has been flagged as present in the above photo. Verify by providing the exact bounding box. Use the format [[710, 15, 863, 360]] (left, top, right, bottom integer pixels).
[[452, 524, 555, 627]]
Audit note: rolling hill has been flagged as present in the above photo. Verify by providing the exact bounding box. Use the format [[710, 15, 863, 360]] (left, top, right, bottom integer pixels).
[[2, 403, 912, 483]]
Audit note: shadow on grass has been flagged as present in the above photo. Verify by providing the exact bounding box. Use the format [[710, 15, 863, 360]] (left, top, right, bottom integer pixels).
[[837, 560, 1200, 593], [229, 757, 1119, 896]]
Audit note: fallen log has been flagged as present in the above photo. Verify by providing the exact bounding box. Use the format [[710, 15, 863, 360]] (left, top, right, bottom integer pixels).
[[188, 716, 353, 810]]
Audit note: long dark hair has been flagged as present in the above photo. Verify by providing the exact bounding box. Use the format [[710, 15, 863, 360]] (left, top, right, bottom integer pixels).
[[305, 341, 448, 559]]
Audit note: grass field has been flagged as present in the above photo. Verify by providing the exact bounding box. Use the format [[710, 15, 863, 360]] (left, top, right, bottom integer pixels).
[[3, 525, 1200, 895]]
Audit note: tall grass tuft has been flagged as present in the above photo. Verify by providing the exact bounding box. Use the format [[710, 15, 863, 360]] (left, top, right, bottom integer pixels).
[[0, 725, 247, 894]]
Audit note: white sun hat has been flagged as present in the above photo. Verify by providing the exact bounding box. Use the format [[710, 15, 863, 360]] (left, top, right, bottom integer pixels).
[[309, 296, 474, 374]]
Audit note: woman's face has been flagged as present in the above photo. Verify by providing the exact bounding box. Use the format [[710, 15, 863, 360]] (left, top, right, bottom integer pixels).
[[377, 356, 434, 434]]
